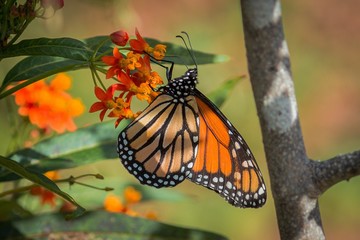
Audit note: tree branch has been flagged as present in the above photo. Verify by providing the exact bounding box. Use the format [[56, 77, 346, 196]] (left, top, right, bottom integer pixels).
[[313, 150, 360, 194], [240, 1, 359, 239], [240, 0, 325, 239]]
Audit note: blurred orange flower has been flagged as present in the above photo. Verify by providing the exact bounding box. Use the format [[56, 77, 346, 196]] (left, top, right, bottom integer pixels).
[[145, 211, 158, 220], [124, 186, 142, 204], [13, 73, 85, 133], [104, 194, 125, 213], [30, 171, 60, 207], [103, 186, 157, 219]]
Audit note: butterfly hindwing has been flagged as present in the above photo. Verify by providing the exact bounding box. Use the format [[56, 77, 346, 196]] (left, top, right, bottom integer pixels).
[[118, 92, 199, 188], [187, 89, 266, 208]]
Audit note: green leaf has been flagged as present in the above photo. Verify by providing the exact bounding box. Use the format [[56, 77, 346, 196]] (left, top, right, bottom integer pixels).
[[0, 37, 93, 60], [83, 35, 228, 65], [84, 35, 113, 57], [0, 155, 85, 219], [2, 56, 85, 84], [84, 35, 229, 65], [0, 56, 86, 98], [0, 200, 33, 221], [207, 75, 245, 107], [0, 120, 130, 182], [0, 211, 227, 240], [145, 37, 229, 65]]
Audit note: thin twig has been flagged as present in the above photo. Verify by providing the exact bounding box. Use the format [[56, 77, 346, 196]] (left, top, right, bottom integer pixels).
[[0, 173, 108, 198]]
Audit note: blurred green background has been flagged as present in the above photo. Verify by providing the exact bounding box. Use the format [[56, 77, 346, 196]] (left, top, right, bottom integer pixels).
[[1, 0, 360, 239]]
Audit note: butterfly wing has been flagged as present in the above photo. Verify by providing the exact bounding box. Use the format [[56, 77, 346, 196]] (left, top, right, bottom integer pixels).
[[188, 89, 266, 208], [118, 93, 199, 188]]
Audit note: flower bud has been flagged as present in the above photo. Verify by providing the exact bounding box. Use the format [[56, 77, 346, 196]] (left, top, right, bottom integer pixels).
[[110, 30, 129, 46]]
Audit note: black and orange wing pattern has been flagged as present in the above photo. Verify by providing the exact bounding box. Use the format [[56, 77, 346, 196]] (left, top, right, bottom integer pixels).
[[117, 67, 267, 208], [117, 70, 199, 187], [187, 89, 266, 208]]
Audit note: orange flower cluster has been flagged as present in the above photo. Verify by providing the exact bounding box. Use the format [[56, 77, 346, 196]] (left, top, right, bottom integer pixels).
[[90, 28, 166, 127], [13, 73, 85, 133], [104, 186, 157, 220]]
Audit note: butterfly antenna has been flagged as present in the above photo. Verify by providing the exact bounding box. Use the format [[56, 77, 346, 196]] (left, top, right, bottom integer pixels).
[[181, 31, 198, 68], [176, 32, 198, 69]]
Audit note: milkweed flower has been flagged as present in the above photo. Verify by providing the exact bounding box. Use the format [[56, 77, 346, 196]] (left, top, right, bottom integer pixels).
[[92, 28, 166, 127], [152, 44, 166, 60], [13, 73, 85, 133], [89, 86, 117, 121], [130, 28, 166, 60], [104, 194, 126, 213], [89, 84, 139, 127], [124, 186, 142, 204], [130, 28, 153, 53], [30, 171, 60, 207], [101, 48, 125, 79], [103, 186, 156, 219]]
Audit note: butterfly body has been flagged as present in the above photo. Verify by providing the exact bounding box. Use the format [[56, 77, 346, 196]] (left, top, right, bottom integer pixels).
[[118, 68, 266, 208]]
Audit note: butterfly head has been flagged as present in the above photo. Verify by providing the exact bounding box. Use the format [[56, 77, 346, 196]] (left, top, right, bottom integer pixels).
[[187, 68, 198, 82]]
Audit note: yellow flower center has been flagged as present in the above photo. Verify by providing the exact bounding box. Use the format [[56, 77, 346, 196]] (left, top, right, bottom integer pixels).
[[153, 44, 166, 60]]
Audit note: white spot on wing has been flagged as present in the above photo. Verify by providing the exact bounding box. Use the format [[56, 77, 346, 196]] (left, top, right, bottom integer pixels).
[[242, 161, 249, 168], [247, 160, 254, 167], [187, 162, 194, 169], [258, 187, 265, 195]]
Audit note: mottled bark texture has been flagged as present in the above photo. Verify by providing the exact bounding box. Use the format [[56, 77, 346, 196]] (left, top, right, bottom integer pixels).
[[239, 0, 360, 239]]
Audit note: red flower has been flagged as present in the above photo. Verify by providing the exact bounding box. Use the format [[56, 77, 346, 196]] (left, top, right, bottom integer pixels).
[[130, 28, 152, 53], [129, 28, 166, 60], [102, 48, 124, 79], [89, 86, 116, 121]]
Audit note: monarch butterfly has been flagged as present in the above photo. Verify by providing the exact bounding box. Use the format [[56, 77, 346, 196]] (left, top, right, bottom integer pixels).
[[117, 33, 266, 208]]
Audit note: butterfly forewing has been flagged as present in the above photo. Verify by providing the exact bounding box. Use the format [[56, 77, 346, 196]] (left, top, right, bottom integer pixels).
[[188, 90, 266, 208], [118, 93, 199, 188]]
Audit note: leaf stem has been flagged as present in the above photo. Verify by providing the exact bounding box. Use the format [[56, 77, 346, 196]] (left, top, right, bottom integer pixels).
[[91, 37, 111, 61]]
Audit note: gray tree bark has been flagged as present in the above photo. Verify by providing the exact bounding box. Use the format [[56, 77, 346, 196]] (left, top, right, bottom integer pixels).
[[240, 0, 360, 239]]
